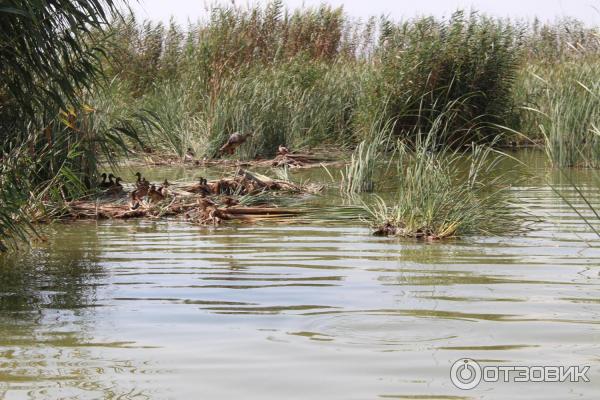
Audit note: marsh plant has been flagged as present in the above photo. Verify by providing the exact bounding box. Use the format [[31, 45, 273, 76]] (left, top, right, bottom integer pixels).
[[537, 65, 600, 168], [101, 6, 528, 159], [363, 128, 519, 239], [549, 170, 600, 239], [99, 4, 600, 163], [341, 117, 395, 194], [0, 1, 149, 251]]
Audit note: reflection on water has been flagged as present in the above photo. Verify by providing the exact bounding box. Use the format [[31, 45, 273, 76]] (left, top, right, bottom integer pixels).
[[1, 150, 599, 399]]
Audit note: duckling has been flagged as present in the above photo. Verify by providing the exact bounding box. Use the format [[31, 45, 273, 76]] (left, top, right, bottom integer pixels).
[[192, 177, 212, 196], [158, 179, 170, 196], [198, 196, 217, 208], [134, 172, 143, 188], [184, 147, 195, 162], [221, 195, 239, 207], [129, 192, 141, 210], [219, 131, 253, 155], [99, 173, 111, 189], [148, 184, 164, 203], [107, 177, 123, 195], [277, 144, 290, 156], [132, 177, 150, 201]]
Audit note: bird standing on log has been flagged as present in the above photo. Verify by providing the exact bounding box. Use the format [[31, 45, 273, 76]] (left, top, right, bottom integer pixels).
[[132, 172, 150, 201], [277, 144, 289, 156], [99, 173, 110, 188], [184, 147, 195, 162], [219, 132, 253, 155], [148, 184, 164, 203], [108, 177, 123, 195]]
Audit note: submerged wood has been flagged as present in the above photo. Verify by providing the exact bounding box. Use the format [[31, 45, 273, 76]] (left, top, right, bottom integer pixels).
[[58, 169, 317, 226]]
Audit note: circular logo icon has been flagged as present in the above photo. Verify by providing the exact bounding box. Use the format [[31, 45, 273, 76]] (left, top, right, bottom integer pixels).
[[450, 358, 482, 390]]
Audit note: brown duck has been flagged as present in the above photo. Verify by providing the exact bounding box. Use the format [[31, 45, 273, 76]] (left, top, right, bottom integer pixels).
[[277, 145, 290, 156], [107, 177, 123, 195], [132, 173, 150, 201], [219, 132, 253, 155], [99, 173, 111, 189], [158, 179, 170, 196], [134, 172, 144, 188], [184, 147, 195, 162], [189, 177, 212, 196], [148, 184, 164, 203], [221, 196, 239, 207], [104, 173, 116, 188]]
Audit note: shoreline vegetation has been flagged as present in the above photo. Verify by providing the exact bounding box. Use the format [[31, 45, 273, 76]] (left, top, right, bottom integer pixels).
[[1, 1, 600, 250]]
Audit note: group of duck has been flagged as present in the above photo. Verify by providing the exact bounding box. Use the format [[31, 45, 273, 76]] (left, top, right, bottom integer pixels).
[[98, 173, 123, 194], [97, 134, 292, 209], [99, 171, 169, 207]]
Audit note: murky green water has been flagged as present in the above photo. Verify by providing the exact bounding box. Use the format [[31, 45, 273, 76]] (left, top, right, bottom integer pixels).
[[1, 150, 599, 399]]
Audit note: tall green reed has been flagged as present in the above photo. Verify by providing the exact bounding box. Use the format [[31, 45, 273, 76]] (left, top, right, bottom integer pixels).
[[518, 62, 600, 167], [361, 106, 520, 239], [100, 5, 531, 159], [340, 116, 395, 194]]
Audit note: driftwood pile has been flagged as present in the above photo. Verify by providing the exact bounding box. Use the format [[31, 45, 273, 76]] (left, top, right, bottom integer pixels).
[[62, 169, 321, 226], [136, 150, 341, 169], [255, 152, 341, 168]]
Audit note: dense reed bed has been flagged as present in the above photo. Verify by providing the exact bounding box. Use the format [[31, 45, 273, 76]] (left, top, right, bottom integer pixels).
[[515, 60, 600, 167], [99, 4, 530, 158], [99, 4, 599, 160]]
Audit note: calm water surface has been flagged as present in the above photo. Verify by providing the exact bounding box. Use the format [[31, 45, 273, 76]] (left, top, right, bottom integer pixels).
[[1, 150, 599, 399]]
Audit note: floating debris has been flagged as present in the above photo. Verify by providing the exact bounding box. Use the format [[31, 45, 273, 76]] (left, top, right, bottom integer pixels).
[[131, 151, 343, 169], [58, 169, 320, 226]]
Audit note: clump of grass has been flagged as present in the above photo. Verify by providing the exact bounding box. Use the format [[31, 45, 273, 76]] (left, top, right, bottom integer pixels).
[[363, 124, 519, 239], [340, 116, 394, 194], [532, 64, 600, 167]]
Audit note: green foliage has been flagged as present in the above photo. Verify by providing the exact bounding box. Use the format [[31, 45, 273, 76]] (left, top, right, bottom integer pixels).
[[341, 115, 394, 194], [343, 96, 522, 239], [0, 0, 146, 251], [516, 60, 600, 167], [0, 0, 118, 119], [99, 5, 531, 158], [363, 127, 518, 239], [369, 11, 522, 141]]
